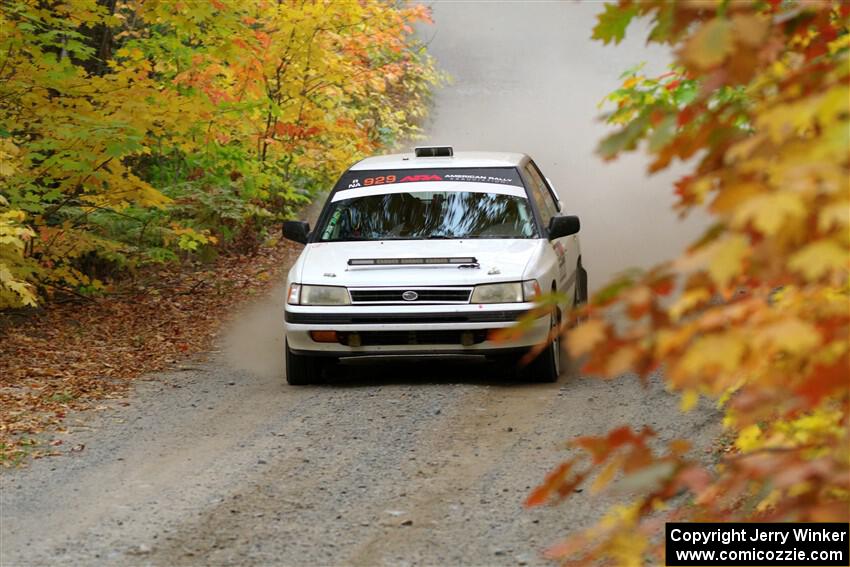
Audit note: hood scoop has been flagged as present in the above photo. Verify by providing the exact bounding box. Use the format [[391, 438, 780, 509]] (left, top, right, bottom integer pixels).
[[348, 257, 477, 267]]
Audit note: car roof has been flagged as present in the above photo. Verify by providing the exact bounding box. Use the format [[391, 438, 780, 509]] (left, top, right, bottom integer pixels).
[[349, 150, 528, 171]]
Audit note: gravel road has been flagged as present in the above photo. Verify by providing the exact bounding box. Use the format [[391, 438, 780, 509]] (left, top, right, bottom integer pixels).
[[2, 4, 720, 566], [1, 347, 719, 566]]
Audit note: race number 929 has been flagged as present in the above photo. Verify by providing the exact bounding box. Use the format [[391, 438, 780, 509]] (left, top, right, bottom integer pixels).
[[363, 175, 396, 186]]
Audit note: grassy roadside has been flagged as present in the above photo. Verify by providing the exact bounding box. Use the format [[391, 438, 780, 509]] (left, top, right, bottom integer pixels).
[[0, 235, 302, 466]]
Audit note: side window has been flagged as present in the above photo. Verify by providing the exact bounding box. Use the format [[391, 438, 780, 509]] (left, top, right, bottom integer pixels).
[[523, 162, 559, 228]]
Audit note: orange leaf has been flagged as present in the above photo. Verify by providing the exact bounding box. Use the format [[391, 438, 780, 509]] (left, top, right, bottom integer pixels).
[[525, 460, 575, 507], [567, 319, 608, 358]]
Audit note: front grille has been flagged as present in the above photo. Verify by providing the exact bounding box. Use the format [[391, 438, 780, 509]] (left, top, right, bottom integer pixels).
[[349, 288, 471, 304], [284, 310, 525, 324], [337, 330, 488, 346]]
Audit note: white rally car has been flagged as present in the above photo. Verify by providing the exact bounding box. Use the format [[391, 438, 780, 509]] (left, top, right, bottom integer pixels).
[[282, 147, 587, 384]]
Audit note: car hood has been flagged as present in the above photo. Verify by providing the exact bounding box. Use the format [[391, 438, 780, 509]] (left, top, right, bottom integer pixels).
[[295, 239, 542, 287]]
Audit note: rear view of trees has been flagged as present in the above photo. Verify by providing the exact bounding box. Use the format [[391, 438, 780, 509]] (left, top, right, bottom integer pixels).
[[0, 0, 440, 308], [528, 1, 848, 563]]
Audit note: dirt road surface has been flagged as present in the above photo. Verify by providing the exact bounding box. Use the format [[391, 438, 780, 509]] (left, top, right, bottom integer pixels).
[[2, 358, 718, 566], [2, 4, 719, 566]]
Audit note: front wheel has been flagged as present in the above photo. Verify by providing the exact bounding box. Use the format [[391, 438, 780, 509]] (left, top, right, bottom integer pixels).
[[285, 340, 325, 385], [522, 309, 562, 383], [574, 260, 588, 307]]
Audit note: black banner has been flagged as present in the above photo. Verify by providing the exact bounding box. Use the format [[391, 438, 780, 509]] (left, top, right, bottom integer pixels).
[[335, 167, 524, 191], [666, 523, 849, 566]]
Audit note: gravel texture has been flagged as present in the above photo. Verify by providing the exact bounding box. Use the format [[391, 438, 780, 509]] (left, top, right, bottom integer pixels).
[[1, 326, 719, 566]]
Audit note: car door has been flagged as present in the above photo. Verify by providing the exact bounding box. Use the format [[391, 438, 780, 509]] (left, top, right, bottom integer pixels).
[[523, 161, 578, 297]]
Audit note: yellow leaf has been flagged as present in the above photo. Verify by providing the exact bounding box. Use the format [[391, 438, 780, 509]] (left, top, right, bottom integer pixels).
[[756, 489, 781, 512], [754, 318, 820, 355], [788, 239, 849, 281], [592, 456, 623, 494], [818, 200, 849, 232], [682, 18, 734, 69], [680, 390, 699, 412], [731, 14, 769, 47], [668, 288, 711, 321], [816, 84, 850, 125], [828, 33, 850, 55], [708, 235, 749, 289], [656, 327, 692, 357], [0, 140, 19, 177], [710, 182, 763, 214], [732, 192, 805, 236], [678, 333, 746, 376], [757, 96, 822, 143], [735, 424, 761, 452], [726, 133, 765, 163]]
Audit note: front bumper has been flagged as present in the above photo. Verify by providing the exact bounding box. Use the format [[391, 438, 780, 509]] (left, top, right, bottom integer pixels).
[[284, 303, 549, 357]]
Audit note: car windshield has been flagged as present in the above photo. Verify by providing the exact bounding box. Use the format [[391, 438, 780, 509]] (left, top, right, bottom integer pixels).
[[318, 191, 538, 241]]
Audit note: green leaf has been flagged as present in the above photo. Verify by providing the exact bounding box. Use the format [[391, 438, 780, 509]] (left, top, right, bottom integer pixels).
[[592, 268, 643, 305], [647, 4, 674, 44], [674, 80, 698, 106], [592, 4, 639, 45], [598, 111, 651, 159], [649, 115, 677, 152]]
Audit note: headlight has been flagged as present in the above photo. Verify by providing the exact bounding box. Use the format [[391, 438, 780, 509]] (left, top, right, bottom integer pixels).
[[470, 282, 523, 304], [288, 284, 350, 305], [470, 280, 540, 304]]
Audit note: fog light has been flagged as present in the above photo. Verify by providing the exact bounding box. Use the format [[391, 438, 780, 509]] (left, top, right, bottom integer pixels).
[[347, 333, 362, 347], [461, 331, 474, 346], [310, 330, 338, 343]]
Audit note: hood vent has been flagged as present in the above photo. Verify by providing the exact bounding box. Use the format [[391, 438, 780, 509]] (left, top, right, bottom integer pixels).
[[348, 257, 477, 267]]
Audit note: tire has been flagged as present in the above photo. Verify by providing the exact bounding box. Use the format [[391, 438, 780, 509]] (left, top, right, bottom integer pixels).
[[574, 260, 588, 307], [522, 309, 562, 383], [285, 339, 324, 385]]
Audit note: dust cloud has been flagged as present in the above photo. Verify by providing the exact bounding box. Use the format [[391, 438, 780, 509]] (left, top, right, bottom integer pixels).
[[224, 2, 709, 378], [223, 196, 325, 379], [224, 283, 288, 379], [420, 1, 708, 288]]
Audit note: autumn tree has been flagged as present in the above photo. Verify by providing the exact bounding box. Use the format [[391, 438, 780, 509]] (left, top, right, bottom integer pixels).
[[0, 0, 440, 308], [526, 1, 849, 563]]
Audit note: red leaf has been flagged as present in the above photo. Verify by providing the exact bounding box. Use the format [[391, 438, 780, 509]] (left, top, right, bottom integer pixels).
[[651, 277, 674, 296], [796, 356, 848, 405], [677, 106, 697, 127]]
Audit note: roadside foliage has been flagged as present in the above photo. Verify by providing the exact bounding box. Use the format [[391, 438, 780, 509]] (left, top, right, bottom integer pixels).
[[528, 1, 849, 563], [0, 0, 440, 308]]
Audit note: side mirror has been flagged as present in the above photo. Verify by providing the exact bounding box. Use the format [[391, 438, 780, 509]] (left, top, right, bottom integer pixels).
[[283, 220, 310, 244], [548, 215, 580, 240]]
